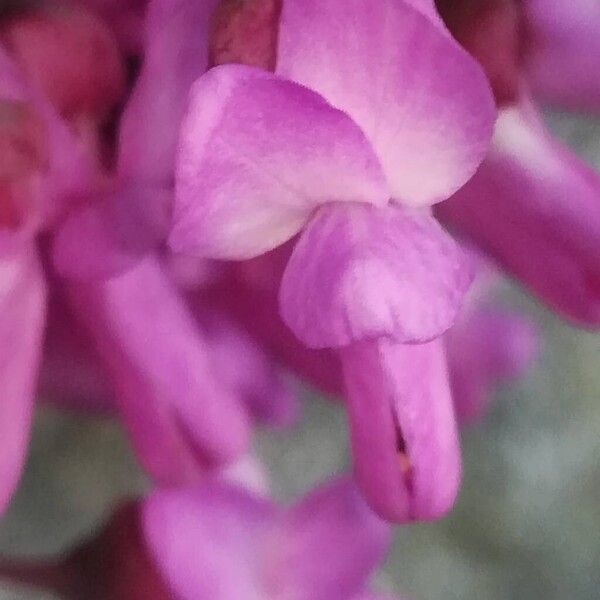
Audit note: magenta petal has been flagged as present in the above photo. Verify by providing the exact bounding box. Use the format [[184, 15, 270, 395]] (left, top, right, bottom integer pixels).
[[39, 294, 113, 414], [447, 307, 538, 423], [200, 260, 344, 397], [171, 64, 389, 259], [280, 203, 473, 348], [278, 0, 495, 206], [52, 184, 171, 279], [438, 100, 600, 326], [341, 339, 461, 522], [143, 483, 277, 600], [524, 0, 600, 111], [278, 477, 391, 600], [118, 0, 219, 182], [0, 242, 46, 513], [197, 310, 299, 428], [66, 256, 251, 485], [54, 0, 218, 278], [52, 200, 141, 279]]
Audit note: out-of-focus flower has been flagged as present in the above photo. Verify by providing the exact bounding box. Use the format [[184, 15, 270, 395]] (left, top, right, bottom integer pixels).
[[0, 476, 399, 600], [169, 0, 496, 522], [446, 261, 539, 423], [49, 0, 296, 486], [41, 276, 297, 429], [436, 0, 600, 327], [38, 292, 114, 414], [52, 0, 221, 277], [200, 244, 540, 427], [0, 4, 125, 124], [0, 0, 297, 513], [0, 27, 95, 512], [63, 256, 252, 485], [144, 476, 392, 600], [522, 0, 600, 112]]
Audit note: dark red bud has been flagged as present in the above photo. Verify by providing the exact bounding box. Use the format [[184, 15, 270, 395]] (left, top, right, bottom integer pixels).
[[436, 0, 524, 106]]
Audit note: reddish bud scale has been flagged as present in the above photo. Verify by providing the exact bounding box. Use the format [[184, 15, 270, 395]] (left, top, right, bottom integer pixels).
[[436, 0, 524, 106], [210, 0, 282, 70], [64, 502, 173, 600], [0, 3, 126, 120], [0, 502, 173, 599]]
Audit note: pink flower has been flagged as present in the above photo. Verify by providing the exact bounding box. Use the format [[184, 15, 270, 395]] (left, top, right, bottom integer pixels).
[[201, 247, 538, 424], [0, 1, 297, 512], [436, 0, 600, 327], [49, 0, 296, 486], [0, 476, 400, 600], [523, 0, 600, 112], [446, 261, 539, 423], [143, 476, 394, 600], [52, 0, 221, 278], [169, 0, 496, 521], [0, 36, 94, 513]]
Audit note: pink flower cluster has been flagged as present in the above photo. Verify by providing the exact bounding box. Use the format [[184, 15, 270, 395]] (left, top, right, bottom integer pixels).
[[0, 0, 597, 597]]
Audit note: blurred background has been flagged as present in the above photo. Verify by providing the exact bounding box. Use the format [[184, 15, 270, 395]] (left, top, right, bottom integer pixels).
[[0, 111, 598, 600]]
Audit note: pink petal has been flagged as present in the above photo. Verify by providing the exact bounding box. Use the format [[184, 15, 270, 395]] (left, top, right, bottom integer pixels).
[[0, 241, 46, 513], [143, 483, 277, 600], [52, 184, 171, 279], [201, 250, 344, 396], [118, 0, 220, 182], [53, 0, 219, 279], [171, 64, 389, 259], [278, 0, 495, 206], [195, 309, 299, 428], [447, 307, 538, 423], [438, 99, 600, 326], [280, 203, 473, 348], [341, 339, 461, 522], [65, 256, 251, 485], [39, 293, 113, 414], [524, 0, 600, 111], [277, 477, 391, 600]]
